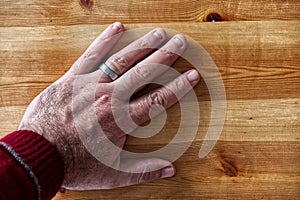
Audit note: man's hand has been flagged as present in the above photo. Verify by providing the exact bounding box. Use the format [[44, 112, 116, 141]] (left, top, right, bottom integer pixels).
[[18, 22, 200, 190]]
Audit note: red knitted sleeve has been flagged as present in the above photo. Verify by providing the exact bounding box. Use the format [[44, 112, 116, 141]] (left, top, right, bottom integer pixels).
[[0, 130, 64, 200]]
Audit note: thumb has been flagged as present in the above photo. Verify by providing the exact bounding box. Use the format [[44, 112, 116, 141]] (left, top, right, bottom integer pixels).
[[118, 157, 175, 186]]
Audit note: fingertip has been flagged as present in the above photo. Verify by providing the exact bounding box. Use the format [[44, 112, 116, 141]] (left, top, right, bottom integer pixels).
[[174, 34, 186, 41], [173, 34, 187, 48], [111, 21, 125, 33], [161, 164, 176, 178], [152, 28, 167, 41], [186, 69, 200, 84]]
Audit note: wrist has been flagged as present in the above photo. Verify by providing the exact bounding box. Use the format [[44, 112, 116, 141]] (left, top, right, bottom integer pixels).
[[0, 130, 64, 199], [18, 122, 75, 176]]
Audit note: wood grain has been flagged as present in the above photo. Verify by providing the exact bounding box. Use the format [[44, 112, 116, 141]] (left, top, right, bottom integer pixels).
[[0, 0, 299, 199], [52, 141, 300, 200], [0, 21, 299, 199], [0, 22, 299, 107], [1, 98, 299, 141], [0, 0, 299, 26]]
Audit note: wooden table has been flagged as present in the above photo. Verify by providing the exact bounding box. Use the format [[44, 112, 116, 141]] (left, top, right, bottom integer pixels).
[[0, 0, 299, 199]]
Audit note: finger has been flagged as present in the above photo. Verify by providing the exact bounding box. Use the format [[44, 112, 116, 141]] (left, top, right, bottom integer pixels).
[[114, 34, 187, 98], [69, 22, 124, 75], [99, 28, 167, 83], [61, 157, 174, 190], [129, 69, 200, 125], [115, 158, 175, 188]]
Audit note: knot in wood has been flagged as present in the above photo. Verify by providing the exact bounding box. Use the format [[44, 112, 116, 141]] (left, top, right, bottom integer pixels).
[[205, 12, 223, 22], [80, 0, 93, 11], [220, 157, 238, 177]]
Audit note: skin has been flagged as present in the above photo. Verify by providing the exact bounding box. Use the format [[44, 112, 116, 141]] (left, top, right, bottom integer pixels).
[[18, 22, 200, 190]]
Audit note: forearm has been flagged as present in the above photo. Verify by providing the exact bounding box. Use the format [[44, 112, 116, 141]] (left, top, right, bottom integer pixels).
[[0, 130, 64, 200]]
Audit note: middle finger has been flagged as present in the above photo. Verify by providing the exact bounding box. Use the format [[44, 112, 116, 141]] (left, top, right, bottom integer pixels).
[[114, 34, 187, 100]]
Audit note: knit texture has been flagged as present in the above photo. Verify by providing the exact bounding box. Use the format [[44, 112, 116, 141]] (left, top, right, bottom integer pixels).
[[0, 130, 64, 200]]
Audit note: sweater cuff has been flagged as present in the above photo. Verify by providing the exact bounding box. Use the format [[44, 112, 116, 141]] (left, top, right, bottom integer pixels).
[[0, 130, 64, 200]]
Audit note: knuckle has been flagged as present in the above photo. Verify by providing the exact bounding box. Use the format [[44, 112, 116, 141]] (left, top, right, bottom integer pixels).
[[80, 50, 96, 65], [174, 78, 186, 91], [137, 39, 150, 49], [138, 171, 154, 183], [83, 50, 91, 59], [111, 56, 130, 72], [148, 91, 168, 107], [83, 49, 99, 63], [159, 47, 176, 58], [134, 65, 150, 79], [87, 54, 98, 63]]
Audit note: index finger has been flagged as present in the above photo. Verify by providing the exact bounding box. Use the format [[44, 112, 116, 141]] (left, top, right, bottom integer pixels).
[[69, 22, 125, 75]]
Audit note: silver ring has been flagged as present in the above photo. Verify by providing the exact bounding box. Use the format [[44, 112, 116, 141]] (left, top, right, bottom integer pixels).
[[99, 63, 118, 80]]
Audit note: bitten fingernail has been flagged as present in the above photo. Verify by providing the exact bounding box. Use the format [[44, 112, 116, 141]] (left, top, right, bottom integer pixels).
[[187, 70, 199, 82], [161, 166, 175, 178], [112, 22, 122, 32]]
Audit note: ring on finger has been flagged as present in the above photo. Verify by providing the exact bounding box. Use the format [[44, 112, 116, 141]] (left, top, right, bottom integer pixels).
[[99, 62, 118, 80]]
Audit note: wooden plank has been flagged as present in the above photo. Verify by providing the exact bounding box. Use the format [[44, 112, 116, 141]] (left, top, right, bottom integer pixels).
[[0, 0, 299, 27], [1, 98, 299, 141], [0, 22, 299, 108], [0, 21, 299, 199], [51, 141, 300, 200]]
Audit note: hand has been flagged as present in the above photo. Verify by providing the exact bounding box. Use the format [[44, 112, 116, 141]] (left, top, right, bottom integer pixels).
[[18, 22, 200, 190]]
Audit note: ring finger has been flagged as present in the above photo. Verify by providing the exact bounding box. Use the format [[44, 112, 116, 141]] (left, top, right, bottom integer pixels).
[[99, 28, 167, 83]]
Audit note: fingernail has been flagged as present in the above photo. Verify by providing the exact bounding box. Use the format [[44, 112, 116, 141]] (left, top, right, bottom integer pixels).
[[153, 30, 163, 39], [187, 70, 199, 82], [174, 36, 184, 47], [112, 22, 122, 32], [161, 166, 175, 178]]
